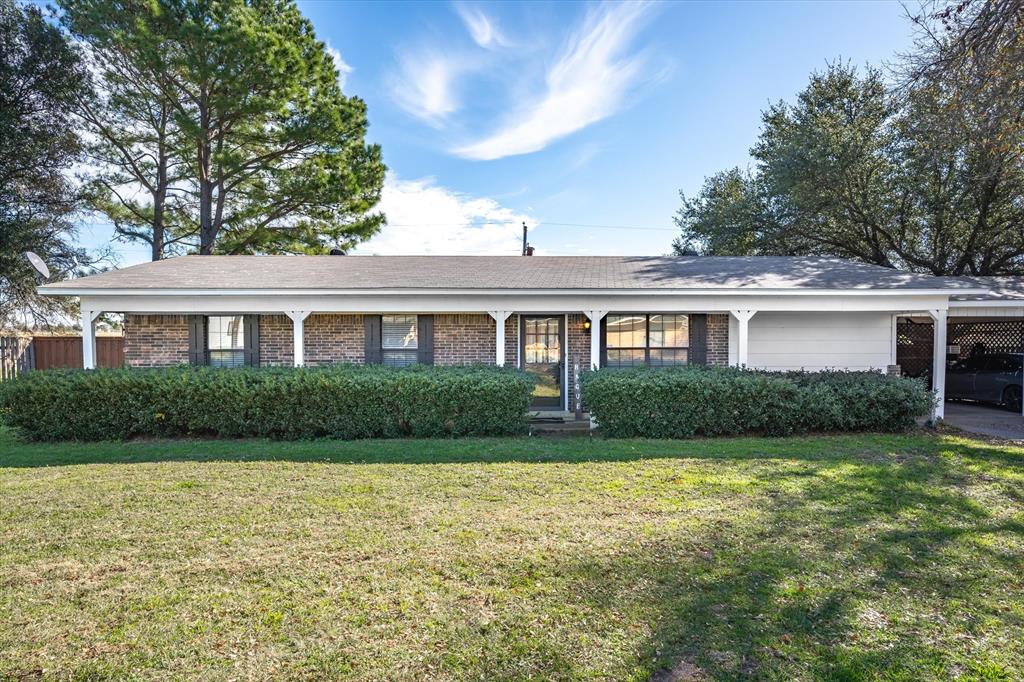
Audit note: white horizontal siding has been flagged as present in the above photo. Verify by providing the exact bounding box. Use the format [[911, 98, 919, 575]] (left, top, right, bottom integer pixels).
[[948, 306, 1024, 318], [734, 311, 893, 371]]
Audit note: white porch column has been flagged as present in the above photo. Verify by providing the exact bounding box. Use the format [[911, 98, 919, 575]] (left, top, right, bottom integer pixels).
[[285, 310, 311, 367], [928, 309, 948, 421], [583, 310, 607, 370], [81, 309, 101, 369], [890, 314, 899, 367], [487, 311, 513, 366], [730, 310, 757, 368]]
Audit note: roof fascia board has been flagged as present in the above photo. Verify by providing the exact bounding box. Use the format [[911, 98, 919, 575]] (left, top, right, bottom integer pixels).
[[78, 292, 954, 315], [41, 286, 990, 297]]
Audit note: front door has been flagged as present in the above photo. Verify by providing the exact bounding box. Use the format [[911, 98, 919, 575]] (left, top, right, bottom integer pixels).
[[521, 316, 564, 409]]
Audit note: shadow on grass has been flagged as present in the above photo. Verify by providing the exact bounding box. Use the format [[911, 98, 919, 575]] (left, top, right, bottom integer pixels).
[[552, 445, 1024, 680]]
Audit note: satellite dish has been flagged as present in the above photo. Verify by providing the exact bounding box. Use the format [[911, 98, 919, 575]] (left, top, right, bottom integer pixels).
[[24, 251, 51, 280]]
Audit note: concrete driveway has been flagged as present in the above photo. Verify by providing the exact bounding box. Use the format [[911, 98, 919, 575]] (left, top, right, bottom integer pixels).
[[943, 402, 1024, 441]]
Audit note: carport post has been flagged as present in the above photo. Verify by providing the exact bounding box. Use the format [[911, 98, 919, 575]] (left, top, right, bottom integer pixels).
[[730, 310, 757, 368], [928, 309, 948, 421], [81, 309, 101, 369]]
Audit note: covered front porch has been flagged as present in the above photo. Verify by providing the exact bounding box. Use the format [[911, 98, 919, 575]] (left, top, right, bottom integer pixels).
[[72, 288, 970, 421]]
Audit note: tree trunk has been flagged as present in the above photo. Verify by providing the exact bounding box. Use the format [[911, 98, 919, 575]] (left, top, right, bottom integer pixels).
[[151, 194, 165, 260], [198, 97, 215, 255], [151, 110, 168, 261]]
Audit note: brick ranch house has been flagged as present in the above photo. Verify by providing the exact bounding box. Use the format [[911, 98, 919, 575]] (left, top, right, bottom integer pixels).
[[39, 254, 1024, 420]]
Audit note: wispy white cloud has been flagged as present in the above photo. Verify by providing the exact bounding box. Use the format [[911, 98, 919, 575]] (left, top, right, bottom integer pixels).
[[454, 3, 510, 49], [353, 174, 536, 255], [387, 49, 466, 125], [326, 45, 353, 90], [453, 2, 655, 160]]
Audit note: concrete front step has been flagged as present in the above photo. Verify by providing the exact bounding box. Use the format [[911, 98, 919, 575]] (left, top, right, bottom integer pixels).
[[528, 411, 591, 435]]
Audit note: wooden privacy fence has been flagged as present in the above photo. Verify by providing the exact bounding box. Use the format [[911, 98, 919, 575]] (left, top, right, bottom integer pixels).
[[32, 336, 124, 370], [0, 335, 125, 379], [0, 336, 34, 381]]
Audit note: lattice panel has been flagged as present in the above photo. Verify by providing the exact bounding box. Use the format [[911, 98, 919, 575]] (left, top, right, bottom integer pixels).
[[896, 321, 933, 380], [897, 319, 1024, 386], [948, 321, 1024, 358]]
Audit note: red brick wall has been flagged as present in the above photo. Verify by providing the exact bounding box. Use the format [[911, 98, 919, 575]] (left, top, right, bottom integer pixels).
[[566, 314, 591, 412], [260, 315, 293, 366], [505, 315, 517, 367], [123, 311, 729, 372], [707, 313, 729, 366], [258, 314, 365, 366], [305, 314, 364, 366], [434, 314, 495, 365], [124, 315, 189, 367]]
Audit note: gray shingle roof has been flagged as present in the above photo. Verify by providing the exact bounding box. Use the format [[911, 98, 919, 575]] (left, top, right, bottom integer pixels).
[[950, 276, 1024, 301], [40, 255, 985, 292]]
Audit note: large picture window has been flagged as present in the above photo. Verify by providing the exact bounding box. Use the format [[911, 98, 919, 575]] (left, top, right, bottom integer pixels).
[[382, 315, 418, 367], [207, 315, 246, 367], [605, 314, 689, 368]]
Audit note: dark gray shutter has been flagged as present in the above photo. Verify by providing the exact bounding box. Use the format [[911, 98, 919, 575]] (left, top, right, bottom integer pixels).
[[187, 315, 206, 366], [364, 315, 382, 364], [599, 317, 607, 368], [417, 315, 434, 365], [690, 314, 708, 365], [243, 315, 260, 367]]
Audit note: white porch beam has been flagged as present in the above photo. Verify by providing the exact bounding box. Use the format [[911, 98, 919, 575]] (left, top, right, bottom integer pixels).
[[730, 310, 757, 368], [79, 292, 959, 316], [927, 309, 948, 421], [81, 309, 102, 369], [487, 310, 513, 366], [284, 310, 311, 367], [583, 310, 607, 370]]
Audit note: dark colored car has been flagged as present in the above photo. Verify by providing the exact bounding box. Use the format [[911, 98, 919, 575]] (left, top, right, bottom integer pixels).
[[946, 353, 1023, 412]]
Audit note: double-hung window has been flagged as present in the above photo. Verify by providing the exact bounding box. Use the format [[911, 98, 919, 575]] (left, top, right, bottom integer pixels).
[[605, 314, 689, 368], [188, 315, 258, 367], [381, 315, 418, 367], [207, 315, 247, 367]]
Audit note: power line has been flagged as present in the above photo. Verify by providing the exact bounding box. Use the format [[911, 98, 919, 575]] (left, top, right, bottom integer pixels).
[[545, 221, 676, 232], [78, 219, 678, 232], [381, 221, 677, 232]]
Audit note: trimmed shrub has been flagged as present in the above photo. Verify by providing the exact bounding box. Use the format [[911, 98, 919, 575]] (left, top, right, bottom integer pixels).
[[0, 364, 535, 441], [581, 366, 933, 438]]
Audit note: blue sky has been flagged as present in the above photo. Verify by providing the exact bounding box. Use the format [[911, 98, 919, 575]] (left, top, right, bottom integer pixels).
[[85, 0, 916, 265]]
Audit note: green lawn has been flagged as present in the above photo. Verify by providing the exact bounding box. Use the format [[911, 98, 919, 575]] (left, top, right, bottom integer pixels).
[[1, 429, 1022, 681]]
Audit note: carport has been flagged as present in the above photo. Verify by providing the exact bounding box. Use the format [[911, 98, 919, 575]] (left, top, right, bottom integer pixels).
[[896, 277, 1024, 419]]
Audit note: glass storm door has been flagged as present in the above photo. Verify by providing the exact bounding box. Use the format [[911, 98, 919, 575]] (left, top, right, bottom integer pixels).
[[522, 316, 564, 409]]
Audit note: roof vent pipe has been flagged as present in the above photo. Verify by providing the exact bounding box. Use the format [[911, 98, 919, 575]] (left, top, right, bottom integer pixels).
[[525, 246, 535, 256]]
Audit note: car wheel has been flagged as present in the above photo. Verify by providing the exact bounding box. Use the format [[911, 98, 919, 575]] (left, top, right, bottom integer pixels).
[[1003, 386, 1022, 413]]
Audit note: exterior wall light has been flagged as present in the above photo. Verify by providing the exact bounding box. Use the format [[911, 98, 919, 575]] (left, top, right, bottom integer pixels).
[[582, 320, 592, 330]]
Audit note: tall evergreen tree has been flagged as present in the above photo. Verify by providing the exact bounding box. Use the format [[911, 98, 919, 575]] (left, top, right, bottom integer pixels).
[[63, 1, 191, 261], [62, 0, 387, 257]]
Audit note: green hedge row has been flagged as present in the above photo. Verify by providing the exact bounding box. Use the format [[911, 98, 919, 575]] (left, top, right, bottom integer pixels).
[[581, 366, 933, 438], [0, 365, 535, 441]]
